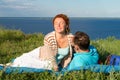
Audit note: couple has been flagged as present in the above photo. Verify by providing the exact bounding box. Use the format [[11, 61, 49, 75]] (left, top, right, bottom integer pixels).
[[6, 14, 99, 71]]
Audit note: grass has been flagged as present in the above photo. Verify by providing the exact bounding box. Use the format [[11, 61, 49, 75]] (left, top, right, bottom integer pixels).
[[0, 28, 44, 63], [0, 28, 120, 80], [91, 36, 120, 63]]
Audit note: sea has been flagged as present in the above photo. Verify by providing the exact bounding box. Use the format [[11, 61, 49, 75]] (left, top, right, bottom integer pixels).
[[0, 17, 120, 40]]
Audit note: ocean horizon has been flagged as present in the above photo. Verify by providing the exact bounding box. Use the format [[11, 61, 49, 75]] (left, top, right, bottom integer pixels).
[[0, 17, 120, 40]]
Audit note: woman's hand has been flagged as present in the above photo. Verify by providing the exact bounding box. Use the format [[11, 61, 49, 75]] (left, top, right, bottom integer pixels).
[[53, 66, 58, 71]]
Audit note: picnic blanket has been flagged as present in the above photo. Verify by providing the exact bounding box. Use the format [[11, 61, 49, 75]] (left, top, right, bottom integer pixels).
[[1, 46, 120, 74], [0, 64, 120, 74]]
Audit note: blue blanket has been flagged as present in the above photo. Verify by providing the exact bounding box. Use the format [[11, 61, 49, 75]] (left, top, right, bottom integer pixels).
[[0, 64, 120, 74], [66, 64, 120, 73], [0, 66, 52, 74]]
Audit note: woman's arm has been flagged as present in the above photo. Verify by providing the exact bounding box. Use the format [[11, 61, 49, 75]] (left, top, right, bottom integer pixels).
[[39, 46, 58, 71]]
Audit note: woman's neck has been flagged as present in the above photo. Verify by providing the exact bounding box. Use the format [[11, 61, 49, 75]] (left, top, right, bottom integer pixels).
[[55, 32, 69, 48], [55, 32, 67, 39]]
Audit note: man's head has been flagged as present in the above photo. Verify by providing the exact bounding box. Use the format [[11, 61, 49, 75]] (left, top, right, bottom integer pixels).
[[73, 31, 90, 51]]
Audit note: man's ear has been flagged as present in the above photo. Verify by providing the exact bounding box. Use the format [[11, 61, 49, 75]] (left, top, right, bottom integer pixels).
[[74, 45, 80, 52], [76, 46, 80, 51]]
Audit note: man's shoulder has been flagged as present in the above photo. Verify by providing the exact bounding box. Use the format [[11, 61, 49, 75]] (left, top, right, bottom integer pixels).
[[73, 53, 82, 59], [89, 45, 97, 52]]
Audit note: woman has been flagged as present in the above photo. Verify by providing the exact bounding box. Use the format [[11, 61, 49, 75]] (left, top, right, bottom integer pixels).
[[43, 14, 74, 70], [9, 14, 74, 71]]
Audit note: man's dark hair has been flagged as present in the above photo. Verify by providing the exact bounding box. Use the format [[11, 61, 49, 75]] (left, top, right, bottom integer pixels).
[[74, 31, 90, 50]]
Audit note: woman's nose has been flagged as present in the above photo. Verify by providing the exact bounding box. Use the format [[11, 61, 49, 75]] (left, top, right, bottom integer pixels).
[[57, 23, 60, 27]]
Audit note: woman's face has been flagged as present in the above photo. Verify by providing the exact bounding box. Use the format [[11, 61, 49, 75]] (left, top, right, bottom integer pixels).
[[54, 18, 67, 33]]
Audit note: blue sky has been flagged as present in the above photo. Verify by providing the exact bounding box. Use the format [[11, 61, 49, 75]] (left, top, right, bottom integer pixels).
[[0, 0, 120, 17]]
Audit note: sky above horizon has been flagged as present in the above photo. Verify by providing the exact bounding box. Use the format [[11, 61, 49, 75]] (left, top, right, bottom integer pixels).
[[0, 0, 120, 17]]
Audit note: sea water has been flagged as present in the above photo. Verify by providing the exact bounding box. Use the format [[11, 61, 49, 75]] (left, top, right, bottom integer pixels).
[[0, 17, 120, 40]]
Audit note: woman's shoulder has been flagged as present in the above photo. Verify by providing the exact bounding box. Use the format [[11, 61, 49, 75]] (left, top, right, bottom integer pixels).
[[44, 31, 55, 39], [45, 31, 55, 36]]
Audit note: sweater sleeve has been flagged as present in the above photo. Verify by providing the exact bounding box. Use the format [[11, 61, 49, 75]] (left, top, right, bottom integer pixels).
[[44, 32, 53, 46], [43, 31, 58, 53]]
